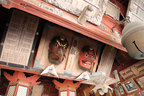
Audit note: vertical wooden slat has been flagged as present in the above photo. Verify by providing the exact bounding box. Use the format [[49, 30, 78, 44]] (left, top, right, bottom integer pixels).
[[91, 44, 102, 73], [97, 45, 117, 76]]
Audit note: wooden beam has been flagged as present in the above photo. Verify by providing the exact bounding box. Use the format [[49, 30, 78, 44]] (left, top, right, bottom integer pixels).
[[0, 64, 82, 81]]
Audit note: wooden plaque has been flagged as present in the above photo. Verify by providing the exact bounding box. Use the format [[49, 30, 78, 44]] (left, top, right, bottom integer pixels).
[[119, 60, 144, 80], [121, 79, 140, 95], [0, 9, 39, 66], [16, 86, 28, 96], [65, 36, 100, 76], [126, 0, 144, 23], [34, 23, 73, 74], [105, 1, 120, 20], [119, 67, 135, 80]]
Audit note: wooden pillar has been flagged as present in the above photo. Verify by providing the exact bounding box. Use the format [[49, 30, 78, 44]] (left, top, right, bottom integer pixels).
[[97, 45, 117, 76]]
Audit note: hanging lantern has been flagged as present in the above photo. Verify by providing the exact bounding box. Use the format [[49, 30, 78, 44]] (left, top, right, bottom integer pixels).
[[121, 22, 144, 59], [4, 71, 40, 96], [53, 80, 80, 96]]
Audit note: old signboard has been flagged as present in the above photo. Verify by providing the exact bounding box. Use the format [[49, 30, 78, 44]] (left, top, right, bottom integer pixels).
[[0, 9, 39, 67], [119, 60, 144, 80], [34, 22, 101, 77], [126, 0, 144, 23], [119, 67, 136, 80], [122, 79, 140, 95]]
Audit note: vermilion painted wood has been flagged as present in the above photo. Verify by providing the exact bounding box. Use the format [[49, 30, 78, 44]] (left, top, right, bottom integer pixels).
[[4, 71, 40, 86], [54, 80, 80, 96], [4, 71, 40, 96], [0, 0, 126, 52], [54, 80, 80, 90], [0, 65, 84, 82]]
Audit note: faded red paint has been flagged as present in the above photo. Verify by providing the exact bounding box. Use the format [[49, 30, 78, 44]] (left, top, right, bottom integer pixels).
[[54, 80, 80, 96], [4, 71, 40, 96], [0, 0, 126, 52]]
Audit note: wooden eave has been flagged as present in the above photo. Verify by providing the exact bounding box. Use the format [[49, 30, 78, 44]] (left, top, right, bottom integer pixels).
[[0, 0, 126, 52], [0, 64, 81, 81]]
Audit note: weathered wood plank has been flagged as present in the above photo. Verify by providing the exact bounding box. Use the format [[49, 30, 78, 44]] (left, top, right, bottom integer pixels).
[[97, 45, 117, 76]]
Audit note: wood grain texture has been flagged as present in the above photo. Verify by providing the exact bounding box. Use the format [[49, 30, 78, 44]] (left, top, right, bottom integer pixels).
[[97, 45, 117, 76], [34, 23, 73, 73], [65, 36, 100, 76], [91, 45, 102, 73]]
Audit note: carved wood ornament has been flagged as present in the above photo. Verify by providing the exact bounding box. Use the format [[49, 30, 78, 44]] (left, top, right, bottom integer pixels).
[[53, 80, 80, 96], [4, 71, 40, 96]]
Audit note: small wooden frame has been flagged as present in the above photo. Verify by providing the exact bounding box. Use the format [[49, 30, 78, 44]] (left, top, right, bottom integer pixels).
[[119, 60, 144, 80], [121, 79, 140, 95]]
